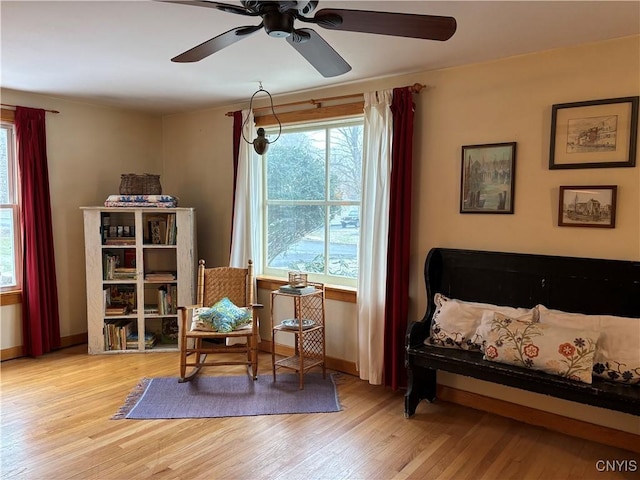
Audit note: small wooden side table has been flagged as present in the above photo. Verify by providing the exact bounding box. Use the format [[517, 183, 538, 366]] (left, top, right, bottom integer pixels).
[[271, 283, 326, 389]]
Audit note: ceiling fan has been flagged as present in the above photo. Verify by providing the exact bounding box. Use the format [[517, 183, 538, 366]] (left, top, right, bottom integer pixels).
[[160, 1, 457, 77]]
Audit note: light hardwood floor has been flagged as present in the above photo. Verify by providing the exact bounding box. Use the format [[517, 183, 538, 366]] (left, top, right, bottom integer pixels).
[[1, 345, 638, 480]]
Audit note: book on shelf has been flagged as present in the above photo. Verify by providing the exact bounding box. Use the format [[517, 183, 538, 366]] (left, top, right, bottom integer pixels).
[[156, 284, 178, 315], [103, 287, 110, 310], [123, 249, 136, 268], [166, 213, 177, 245], [147, 217, 167, 245], [107, 284, 136, 312], [103, 253, 118, 280], [113, 267, 137, 280], [126, 332, 158, 349], [104, 237, 135, 246], [278, 284, 316, 295], [102, 215, 110, 243], [115, 267, 136, 273], [105, 304, 131, 316], [145, 271, 176, 281], [145, 214, 176, 245], [104, 319, 134, 350], [143, 304, 159, 314]]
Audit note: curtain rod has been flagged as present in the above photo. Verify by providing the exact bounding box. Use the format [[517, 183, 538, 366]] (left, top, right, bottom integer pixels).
[[225, 83, 426, 117], [1, 103, 60, 114]]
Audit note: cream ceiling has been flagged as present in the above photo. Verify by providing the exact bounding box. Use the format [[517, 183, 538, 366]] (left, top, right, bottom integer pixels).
[[1, 1, 638, 115]]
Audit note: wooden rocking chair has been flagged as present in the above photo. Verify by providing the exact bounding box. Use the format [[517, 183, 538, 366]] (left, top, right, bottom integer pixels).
[[178, 260, 261, 382]]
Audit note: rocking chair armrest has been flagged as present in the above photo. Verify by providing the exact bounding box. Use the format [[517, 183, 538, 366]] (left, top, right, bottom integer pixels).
[[249, 303, 264, 309]]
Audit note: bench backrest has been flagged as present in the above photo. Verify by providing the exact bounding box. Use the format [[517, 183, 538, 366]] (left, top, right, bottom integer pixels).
[[423, 248, 640, 328]]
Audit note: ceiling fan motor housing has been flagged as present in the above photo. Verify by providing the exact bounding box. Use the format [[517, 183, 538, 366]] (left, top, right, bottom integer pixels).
[[263, 8, 295, 37]]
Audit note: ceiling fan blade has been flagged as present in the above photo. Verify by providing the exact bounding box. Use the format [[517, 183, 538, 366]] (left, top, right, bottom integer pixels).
[[171, 24, 262, 63], [286, 28, 351, 78], [158, 1, 258, 16], [313, 8, 456, 41]]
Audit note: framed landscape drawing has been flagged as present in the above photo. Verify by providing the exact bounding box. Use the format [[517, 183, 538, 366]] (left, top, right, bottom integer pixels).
[[558, 185, 617, 228], [549, 96, 638, 169], [460, 142, 516, 214]]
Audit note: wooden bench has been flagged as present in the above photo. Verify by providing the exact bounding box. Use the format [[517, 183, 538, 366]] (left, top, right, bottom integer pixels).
[[405, 248, 640, 420]]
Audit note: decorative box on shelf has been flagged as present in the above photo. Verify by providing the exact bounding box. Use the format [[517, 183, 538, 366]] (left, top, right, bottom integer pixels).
[[288, 271, 308, 287]]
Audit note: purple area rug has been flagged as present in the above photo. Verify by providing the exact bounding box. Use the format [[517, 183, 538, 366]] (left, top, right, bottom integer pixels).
[[113, 373, 341, 419]]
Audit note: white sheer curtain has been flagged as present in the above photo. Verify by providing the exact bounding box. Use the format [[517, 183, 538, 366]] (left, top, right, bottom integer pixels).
[[230, 109, 262, 272], [357, 90, 393, 384]]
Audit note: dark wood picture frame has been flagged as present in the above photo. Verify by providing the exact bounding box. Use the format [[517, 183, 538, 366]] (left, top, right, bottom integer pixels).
[[558, 185, 617, 228], [549, 96, 638, 169], [460, 142, 516, 214]]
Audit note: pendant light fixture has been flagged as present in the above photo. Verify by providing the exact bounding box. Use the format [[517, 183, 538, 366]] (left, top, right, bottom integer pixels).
[[242, 82, 281, 155]]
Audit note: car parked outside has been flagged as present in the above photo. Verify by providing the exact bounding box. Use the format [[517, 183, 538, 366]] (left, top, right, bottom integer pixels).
[[341, 212, 359, 228]]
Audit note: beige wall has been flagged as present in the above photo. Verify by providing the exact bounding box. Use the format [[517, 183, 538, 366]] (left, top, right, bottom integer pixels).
[[412, 35, 640, 319], [162, 108, 237, 268], [0, 89, 162, 349], [2, 35, 638, 432]]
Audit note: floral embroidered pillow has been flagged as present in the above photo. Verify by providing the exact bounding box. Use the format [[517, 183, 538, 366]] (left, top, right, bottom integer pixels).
[[427, 294, 536, 351], [482, 313, 600, 384]]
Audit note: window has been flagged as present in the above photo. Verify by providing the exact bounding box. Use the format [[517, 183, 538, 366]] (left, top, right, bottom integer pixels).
[[0, 120, 21, 291], [263, 118, 363, 287]]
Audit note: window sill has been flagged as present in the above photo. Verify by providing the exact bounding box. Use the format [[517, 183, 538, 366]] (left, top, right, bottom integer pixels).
[[257, 276, 356, 304], [0, 290, 22, 306]]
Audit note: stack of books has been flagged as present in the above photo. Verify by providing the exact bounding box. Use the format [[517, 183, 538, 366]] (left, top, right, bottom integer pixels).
[[278, 284, 316, 295], [126, 332, 158, 350], [146, 214, 176, 245], [104, 319, 134, 350], [156, 284, 177, 314], [104, 237, 135, 246], [105, 304, 131, 316], [145, 271, 176, 281], [113, 267, 137, 280]]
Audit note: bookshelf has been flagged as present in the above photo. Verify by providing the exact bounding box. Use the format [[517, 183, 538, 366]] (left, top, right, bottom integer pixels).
[[81, 207, 196, 354]]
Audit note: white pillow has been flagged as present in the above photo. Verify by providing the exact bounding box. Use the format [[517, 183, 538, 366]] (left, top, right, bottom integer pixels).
[[190, 306, 217, 332], [427, 294, 536, 350], [537, 305, 640, 385], [537, 305, 600, 330]]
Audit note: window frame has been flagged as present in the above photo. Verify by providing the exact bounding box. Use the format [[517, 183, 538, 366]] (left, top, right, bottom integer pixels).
[[261, 116, 364, 288], [1, 110, 22, 298]]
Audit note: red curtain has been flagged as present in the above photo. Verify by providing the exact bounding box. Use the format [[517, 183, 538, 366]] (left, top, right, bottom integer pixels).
[[15, 107, 60, 357], [230, 110, 243, 250], [384, 87, 415, 390]]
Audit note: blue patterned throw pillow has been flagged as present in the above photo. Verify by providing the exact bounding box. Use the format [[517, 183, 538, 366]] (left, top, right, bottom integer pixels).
[[195, 297, 250, 332]]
